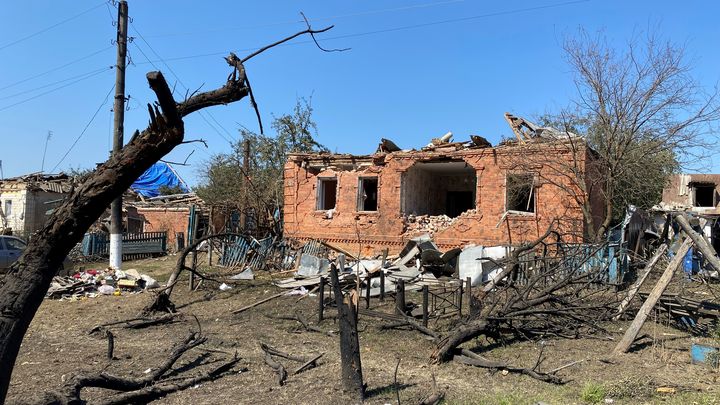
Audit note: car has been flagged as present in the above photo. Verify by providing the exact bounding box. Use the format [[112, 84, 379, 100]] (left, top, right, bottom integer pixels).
[[0, 235, 72, 273], [0, 235, 26, 270]]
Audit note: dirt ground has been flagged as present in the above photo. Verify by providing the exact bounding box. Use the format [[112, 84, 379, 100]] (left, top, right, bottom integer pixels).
[[6, 256, 720, 405]]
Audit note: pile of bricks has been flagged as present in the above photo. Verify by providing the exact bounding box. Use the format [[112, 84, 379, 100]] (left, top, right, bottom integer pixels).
[[402, 214, 454, 237]]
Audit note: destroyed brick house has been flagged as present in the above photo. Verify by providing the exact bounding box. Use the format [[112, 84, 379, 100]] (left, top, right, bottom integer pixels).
[[659, 173, 720, 253], [660, 173, 720, 213], [0, 173, 72, 238], [283, 114, 604, 255]]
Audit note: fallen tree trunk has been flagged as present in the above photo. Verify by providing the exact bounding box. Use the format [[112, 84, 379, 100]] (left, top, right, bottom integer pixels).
[[453, 349, 564, 384], [431, 228, 559, 363], [0, 24, 336, 401], [40, 332, 241, 404]]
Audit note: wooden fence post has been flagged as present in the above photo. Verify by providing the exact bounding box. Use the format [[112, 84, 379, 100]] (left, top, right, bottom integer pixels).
[[458, 282, 463, 318], [329, 264, 365, 400], [465, 277, 472, 314], [379, 270, 385, 301], [318, 276, 325, 323], [395, 279, 406, 315], [365, 275, 371, 309], [422, 285, 429, 327]]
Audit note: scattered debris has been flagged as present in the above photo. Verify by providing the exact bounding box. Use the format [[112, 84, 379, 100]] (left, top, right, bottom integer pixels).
[[46, 267, 159, 300]]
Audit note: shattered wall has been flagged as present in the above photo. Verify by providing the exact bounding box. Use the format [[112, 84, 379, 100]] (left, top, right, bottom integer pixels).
[[661, 174, 720, 213], [136, 207, 190, 250], [0, 177, 71, 237], [284, 141, 595, 255]]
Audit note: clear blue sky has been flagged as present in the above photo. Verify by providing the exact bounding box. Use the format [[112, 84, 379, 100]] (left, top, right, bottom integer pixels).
[[1, 0, 719, 186]]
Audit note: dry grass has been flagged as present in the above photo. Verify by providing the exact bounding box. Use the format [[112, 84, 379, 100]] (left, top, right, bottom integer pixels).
[[6, 258, 720, 404]]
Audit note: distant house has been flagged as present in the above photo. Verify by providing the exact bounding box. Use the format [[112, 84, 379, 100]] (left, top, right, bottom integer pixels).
[[129, 193, 209, 251], [0, 173, 72, 238], [660, 174, 720, 214]]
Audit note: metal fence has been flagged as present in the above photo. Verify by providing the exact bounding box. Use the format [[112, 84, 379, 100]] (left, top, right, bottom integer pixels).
[[218, 235, 277, 270], [515, 241, 628, 286], [81, 231, 167, 260]]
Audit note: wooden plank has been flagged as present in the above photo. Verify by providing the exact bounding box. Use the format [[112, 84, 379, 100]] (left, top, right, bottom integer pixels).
[[613, 244, 668, 320], [675, 214, 720, 272], [612, 237, 692, 355]]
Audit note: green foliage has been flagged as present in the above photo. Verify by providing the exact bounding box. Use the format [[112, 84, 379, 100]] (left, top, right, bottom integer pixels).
[[579, 382, 607, 404], [66, 166, 94, 181], [195, 97, 326, 212], [157, 185, 187, 196]]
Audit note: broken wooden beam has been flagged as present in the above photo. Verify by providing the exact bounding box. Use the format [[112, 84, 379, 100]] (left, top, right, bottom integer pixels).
[[614, 244, 668, 320], [292, 353, 324, 375], [612, 237, 692, 355], [320, 240, 358, 260], [231, 292, 285, 314], [674, 214, 720, 273]]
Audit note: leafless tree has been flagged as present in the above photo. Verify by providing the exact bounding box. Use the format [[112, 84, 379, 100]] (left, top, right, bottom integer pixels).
[[556, 28, 720, 238]]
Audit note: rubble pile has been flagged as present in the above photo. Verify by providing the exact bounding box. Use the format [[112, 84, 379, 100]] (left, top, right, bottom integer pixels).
[[402, 214, 454, 237], [47, 268, 160, 300], [402, 210, 478, 238]]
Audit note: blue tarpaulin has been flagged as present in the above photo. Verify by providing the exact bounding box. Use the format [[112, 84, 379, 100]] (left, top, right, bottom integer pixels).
[[131, 162, 189, 197]]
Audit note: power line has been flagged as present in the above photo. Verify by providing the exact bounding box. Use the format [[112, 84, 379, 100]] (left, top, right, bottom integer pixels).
[[51, 84, 115, 173], [130, 23, 238, 146], [0, 67, 112, 100], [144, 0, 465, 39], [0, 67, 112, 112], [0, 46, 113, 92], [135, 0, 589, 65], [0, 2, 106, 51], [129, 29, 234, 146]]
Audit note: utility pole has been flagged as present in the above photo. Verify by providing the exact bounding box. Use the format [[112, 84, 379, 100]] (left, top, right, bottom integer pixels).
[[109, 0, 128, 271], [40, 131, 52, 173]]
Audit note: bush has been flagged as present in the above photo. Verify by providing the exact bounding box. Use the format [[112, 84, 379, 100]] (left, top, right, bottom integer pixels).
[[580, 382, 607, 404]]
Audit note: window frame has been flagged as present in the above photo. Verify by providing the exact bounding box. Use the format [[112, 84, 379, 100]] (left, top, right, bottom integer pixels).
[[357, 176, 379, 212], [316, 177, 338, 211], [691, 183, 716, 208], [505, 172, 536, 214], [4, 200, 11, 217]]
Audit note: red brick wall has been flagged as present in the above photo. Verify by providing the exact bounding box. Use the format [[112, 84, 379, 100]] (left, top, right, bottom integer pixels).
[[284, 144, 590, 256], [137, 208, 190, 250]]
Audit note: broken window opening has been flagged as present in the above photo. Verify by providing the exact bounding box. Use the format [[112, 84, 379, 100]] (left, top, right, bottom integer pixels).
[[400, 160, 477, 218], [358, 177, 378, 211], [317, 178, 337, 210], [506, 173, 535, 213], [692, 183, 716, 207], [4, 200, 11, 217]]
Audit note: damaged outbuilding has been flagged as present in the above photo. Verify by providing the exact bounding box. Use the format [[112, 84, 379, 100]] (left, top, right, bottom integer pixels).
[[283, 115, 603, 255]]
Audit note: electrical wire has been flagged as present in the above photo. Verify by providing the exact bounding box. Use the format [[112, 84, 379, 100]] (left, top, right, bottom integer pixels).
[[0, 66, 112, 100], [144, 0, 465, 38], [51, 84, 115, 172], [129, 31, 230, 148], [0, 46, 113, 92], [0, 2, 106, 51], [0, 67, 112, 112], [135, 0, 589, 65], [131, 23, 237, 145]]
